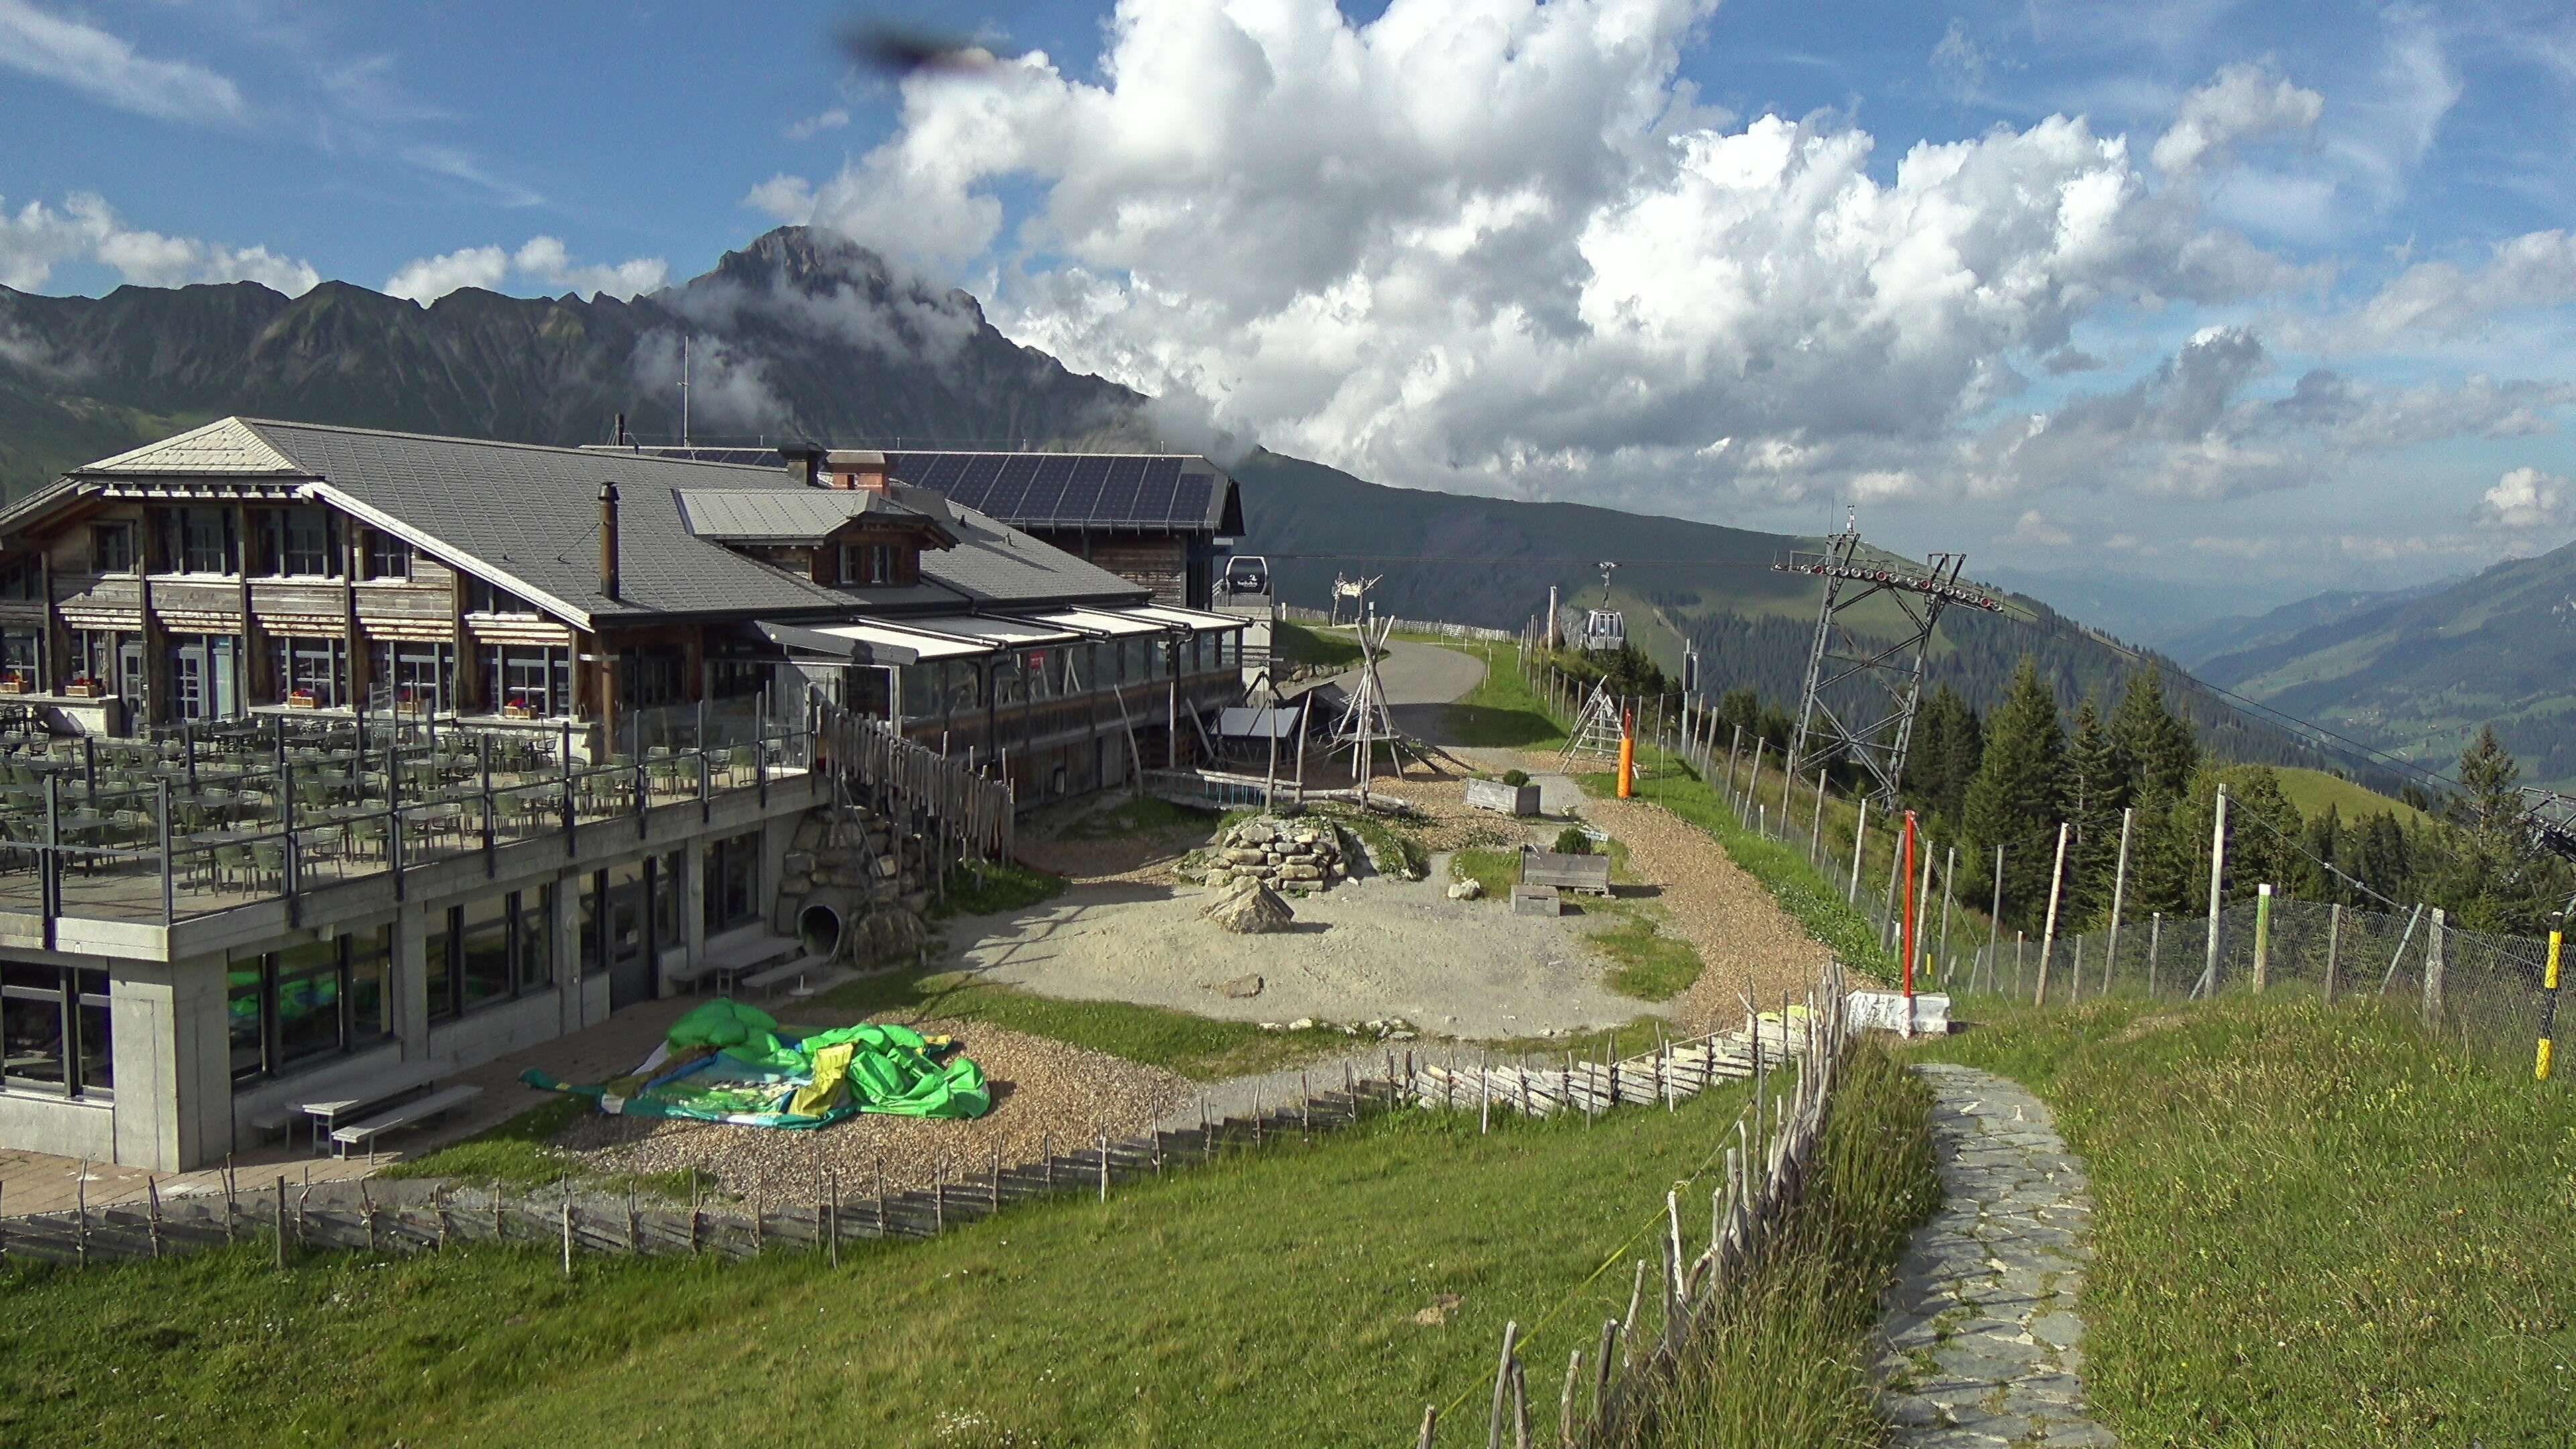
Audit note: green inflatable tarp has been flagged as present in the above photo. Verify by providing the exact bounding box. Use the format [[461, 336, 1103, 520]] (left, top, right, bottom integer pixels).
[[522, 1000, 989, 1128]]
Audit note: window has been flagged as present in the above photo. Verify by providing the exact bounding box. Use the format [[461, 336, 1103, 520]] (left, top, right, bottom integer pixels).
[[70, 631, 122, 695], [944, 659, 984, 716], [270, 637, 347, 708], [370, 641, 454, 714], [704, 831, 761, 934], [228, 926, 394, 1082], [464, 577, 535, 615], [1023, 647, 1057, 702], [0, 629, 36, 690], [652, 851, 682, 955], [838, 541, 902, 586], [620, 647, 684, 709], [0, 557, 38, 600], [162, 506, 235, 574], [897, 663, 941, 722], [90, 523, 133, 574], [273, 506, 337, 578], [3, 963, 109, 1097], [992, 653, 1026, 708], [1120, 638, 1150, 685], [365, 530, 411, 581], [708, 657, 769, 700], [479, 644, 572, 716], [424, 888, 554, 1023]]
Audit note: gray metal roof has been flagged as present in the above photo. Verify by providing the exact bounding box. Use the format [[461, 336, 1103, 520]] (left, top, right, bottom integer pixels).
[[674, 488, 950, 546], [31, 419, 1148, 630]]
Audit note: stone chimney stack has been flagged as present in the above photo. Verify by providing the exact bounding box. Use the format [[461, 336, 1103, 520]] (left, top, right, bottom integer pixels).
[[825, 449, 891, 492], [598, 482, 621, 600]]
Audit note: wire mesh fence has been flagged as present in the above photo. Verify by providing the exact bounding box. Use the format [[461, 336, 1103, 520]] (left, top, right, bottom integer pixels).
[[1939, 893, 2558, 1065]]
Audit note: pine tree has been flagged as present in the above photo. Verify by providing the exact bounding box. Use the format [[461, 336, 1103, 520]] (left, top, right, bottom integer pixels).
[[2061, 697, 2127, 924], [2434, 727, 2557, 931], [1962, 657, 2066, 926], [2109, 666, 2196, 802]]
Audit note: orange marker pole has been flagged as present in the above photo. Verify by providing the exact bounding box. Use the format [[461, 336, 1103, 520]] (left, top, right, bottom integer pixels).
[[1616, 710, 1635, 798]]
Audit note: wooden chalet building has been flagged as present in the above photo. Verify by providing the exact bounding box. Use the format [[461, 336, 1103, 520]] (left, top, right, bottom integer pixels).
[[0, 419, 1242, 1171]]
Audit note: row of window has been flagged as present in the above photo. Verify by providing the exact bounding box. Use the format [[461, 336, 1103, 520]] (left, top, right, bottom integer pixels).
[[424, 888, 553, 1024], [75, 510, 417, 582], [892, 632, 1238, 722], [229, 928, 394, 1083]]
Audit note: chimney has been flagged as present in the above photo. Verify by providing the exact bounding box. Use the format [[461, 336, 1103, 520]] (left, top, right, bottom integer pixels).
[[825, 448, 890, 492], [598, 482, 621, 600], [777, 443, 826, 488]]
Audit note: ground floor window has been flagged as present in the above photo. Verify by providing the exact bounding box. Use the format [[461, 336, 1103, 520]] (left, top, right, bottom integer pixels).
[[425, 887, 551, 1024], [704, 831, 761, 935], [621, 646, 684, 710], [167, 633, 241, 722], [227, 926, 392, 1082], [270, 635, 347, 708], [370, 641, 454, 715], [0, 629, 37, 691], [2, 963, 109, 1096], [479, 644, 572, 717]]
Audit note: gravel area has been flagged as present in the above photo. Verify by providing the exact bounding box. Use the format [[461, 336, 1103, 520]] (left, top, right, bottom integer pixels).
[[551, 1019, 1193, 1203], [1509, 748, 1831, 1034]]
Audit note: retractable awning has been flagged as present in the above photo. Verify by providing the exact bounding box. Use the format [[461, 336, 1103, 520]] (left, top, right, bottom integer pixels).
[[753, 618, 1000, 665], [900, 614, 1082, 647], [1036, 608, 1173, 637], [1130, 604, 1248, 631]]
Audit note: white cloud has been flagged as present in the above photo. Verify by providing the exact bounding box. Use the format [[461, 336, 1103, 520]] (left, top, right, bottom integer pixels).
[[0, 0, 246, 125], [0, 192, 318, 294], [1930, 19, 1990, 101], [784, 107, 851, 141], [383, 245, 508, 305], [402, 146, 545, 209], [512, 237, 667, 299], [2326, 229, 2576, 345], [2481, 466, 2569, 529], [743, 0, 2338, 514], [2151, 60, 2323, 173], [386, 238, 667, 305], [2006, 508, 2074, 547]]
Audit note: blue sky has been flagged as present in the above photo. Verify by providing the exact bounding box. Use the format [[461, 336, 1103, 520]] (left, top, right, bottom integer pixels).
[[6, 1, 2576, 607]]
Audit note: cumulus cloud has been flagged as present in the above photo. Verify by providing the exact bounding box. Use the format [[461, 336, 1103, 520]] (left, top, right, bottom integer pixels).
[[2151, 60, 2324, 173], [0, 193, 317, 294], [2481, 466, 2570, 529], [2006, 509, 2074, 547], [384, 237, 667, 305], [745, 0, 2339, 513], [2324, 229, 2576, 346], [0, 0, 246, 125]]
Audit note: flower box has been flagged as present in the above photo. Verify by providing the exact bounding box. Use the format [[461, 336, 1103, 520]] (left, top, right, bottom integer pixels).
[[0, 678, 26, 696], [60, 680, 101, 699], [286, 692, 319, 710], [500, 704, 537, 720]]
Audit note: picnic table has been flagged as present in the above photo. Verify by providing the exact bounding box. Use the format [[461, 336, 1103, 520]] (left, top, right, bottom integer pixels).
[[297, 1059, 447, 1155]]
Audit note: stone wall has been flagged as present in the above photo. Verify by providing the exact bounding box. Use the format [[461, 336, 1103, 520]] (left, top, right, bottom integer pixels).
[[776, 805, 932, 965], [1201, 814, 1350, 893]]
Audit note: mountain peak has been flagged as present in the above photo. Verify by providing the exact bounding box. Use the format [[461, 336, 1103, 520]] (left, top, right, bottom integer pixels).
[[711, 225, 899, 299]]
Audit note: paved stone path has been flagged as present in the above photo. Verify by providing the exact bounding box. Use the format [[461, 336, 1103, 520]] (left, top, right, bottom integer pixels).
[[1879, 1063, 2114, 1448]]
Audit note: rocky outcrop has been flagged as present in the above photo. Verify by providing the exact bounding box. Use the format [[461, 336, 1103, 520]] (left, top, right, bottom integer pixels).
[[1201, 815, 1350, 893]]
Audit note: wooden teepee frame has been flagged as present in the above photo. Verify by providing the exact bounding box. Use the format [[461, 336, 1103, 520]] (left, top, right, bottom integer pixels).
[[1557, 680, 1626, 768]]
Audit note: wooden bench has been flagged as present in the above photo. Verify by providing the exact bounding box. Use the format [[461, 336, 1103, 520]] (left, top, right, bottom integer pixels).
[[1519, 847, 1611, 896], [329, 1083, 482, 1159], [741, 953, 830, 999]]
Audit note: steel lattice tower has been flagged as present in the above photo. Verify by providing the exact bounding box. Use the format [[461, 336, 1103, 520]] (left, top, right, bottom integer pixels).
[[1777, 527, 2002, 807]]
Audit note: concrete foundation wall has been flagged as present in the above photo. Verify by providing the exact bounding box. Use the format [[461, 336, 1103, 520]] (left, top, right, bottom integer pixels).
[[0, 1088, 114, 1163]]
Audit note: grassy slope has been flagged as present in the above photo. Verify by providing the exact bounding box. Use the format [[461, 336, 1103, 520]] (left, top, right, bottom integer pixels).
[[1273, 619, 1364, 671], [1, 1085, 1755, 1449], [1913, 996, 2576, 1448], [2270, 764, 2428, 826]]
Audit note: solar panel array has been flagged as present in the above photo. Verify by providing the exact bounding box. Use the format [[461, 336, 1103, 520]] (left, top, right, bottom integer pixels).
[[887, 453, 1217, 531]]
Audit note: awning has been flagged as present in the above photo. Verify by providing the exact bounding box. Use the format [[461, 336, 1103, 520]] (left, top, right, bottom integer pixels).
[[1036, 608, 1173, 637], [1130, 604, 1248, 632], [806, 621, 993, 661], [755, 620, 912, 665], [899, 613, 1082, 647]]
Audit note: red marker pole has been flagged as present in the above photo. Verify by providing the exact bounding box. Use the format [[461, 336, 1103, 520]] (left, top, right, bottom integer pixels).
[[1900, 810, 1919, 1036]]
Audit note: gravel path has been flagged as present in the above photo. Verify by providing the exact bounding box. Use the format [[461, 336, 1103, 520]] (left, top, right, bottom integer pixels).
[[1879, 1063, 2111, 1448], [553, 1019, 1194, 1203]]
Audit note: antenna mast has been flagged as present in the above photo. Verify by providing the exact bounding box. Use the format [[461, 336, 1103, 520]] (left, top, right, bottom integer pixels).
[[680, 335, 692, 446]]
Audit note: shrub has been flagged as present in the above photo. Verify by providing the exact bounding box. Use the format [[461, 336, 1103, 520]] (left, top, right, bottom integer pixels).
[[1553, 826, 1593, 855], [1501, 768, 1531, 788]]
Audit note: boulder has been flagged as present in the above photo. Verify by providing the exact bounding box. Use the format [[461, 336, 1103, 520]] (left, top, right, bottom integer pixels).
[[1224, 848, 1269, 865], [1203, 880, 1295, 934], [1277, 864, 1324, 881], [1447, 878, 1483, 901], [1215, 973, 1265, 999]]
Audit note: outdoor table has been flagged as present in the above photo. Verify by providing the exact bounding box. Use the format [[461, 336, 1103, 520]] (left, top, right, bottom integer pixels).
[[297, 1061, 445, 1155]]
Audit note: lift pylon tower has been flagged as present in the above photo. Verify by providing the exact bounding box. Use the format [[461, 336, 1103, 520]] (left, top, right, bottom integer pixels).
[[1776, 525, 2002, 808]]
